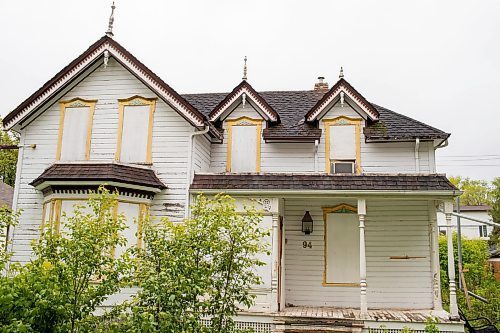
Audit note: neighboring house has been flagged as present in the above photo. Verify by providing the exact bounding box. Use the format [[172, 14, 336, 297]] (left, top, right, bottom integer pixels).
[[3, 35, 465, 333], [0, 181, 14, 209], [0, 181, 14, 247], [489, 249, 500, 281], [437, 205, 494, 239]]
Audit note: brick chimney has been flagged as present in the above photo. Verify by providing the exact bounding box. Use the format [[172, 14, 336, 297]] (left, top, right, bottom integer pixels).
[[314, 76, 329, 91]]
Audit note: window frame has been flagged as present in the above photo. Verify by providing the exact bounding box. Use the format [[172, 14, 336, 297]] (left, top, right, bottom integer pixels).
[[41, 197, 148, 251], [322, 204, 359, 287], [323, 116, 362, 174], [225, 116, 263, 172], [115, 96, 157, 164], [56, 98, 97, 161]]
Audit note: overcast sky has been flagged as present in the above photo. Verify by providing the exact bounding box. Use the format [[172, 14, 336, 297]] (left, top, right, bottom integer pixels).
[[1, 0, 498, 181]]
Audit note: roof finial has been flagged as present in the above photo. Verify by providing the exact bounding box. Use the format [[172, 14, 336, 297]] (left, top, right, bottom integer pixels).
[[106, 1, 116, 37], [242, 56, 248, 81], [339, 66, 344, 79]]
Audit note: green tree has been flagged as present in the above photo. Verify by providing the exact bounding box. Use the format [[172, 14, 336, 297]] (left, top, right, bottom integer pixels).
[[439, 234, 499, 327], [450, 176, 492, 206], [0, 187, 130, 332], [0, 207, 20, 272], [489, 178, 500, 248], [113, 194, 269, 333], [0, 125, 19, 187]]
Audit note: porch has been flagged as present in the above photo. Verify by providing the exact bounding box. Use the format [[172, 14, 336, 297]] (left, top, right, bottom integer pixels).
[[273, 307, 462, 333]]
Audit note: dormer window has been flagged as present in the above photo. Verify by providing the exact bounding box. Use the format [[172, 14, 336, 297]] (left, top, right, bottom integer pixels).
[[226, 117, 262, 172], [116, 96, 156, 164], [56, 98, 96, 161], [324, 116, 362, 174]]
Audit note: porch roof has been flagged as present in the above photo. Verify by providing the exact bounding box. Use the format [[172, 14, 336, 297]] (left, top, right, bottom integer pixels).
[[191, 173, 458, 194]]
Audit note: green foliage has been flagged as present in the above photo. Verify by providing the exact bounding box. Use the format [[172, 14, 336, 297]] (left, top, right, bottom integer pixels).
[[401, 326, 414, 333], [449, 176, 492, 206], [0, 126, 19, 187], [0, 207, 20, 272], [0, 187, 130, 332], [439, 234, 499, 327], [424, 316, 440, 333], [489, 178, 500, 248], [112, 193, 269, 333]]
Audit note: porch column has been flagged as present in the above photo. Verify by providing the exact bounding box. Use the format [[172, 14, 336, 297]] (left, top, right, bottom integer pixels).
[[444, 201, 459, 318], [429, 201, 442, 310], [358, 199, 368, 318], [270, 213, 280, 312]]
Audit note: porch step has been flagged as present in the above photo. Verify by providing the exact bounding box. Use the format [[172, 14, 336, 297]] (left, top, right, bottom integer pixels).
[[275, 316, 364, 333]]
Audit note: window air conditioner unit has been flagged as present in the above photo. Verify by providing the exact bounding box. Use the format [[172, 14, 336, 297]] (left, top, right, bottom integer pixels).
[[331, 160, 355, 174]]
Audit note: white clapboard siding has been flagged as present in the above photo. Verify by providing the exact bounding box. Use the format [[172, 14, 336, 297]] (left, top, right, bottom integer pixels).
[[11, 58, 195, 264], [284, 198, 433, 309], [193, 135, 211, 173]]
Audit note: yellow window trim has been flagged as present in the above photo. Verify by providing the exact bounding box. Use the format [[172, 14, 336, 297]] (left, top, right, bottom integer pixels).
[[42, 198, 147, 254], [225, 116, 263, 172], [322, 204, 361, 287], [115, 96, 157, 164], [56, 98, 97, 161], [323, 116, 362, 174]]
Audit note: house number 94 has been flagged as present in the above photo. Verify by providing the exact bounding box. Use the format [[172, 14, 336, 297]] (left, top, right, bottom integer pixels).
[[302, 241, 312, 249]]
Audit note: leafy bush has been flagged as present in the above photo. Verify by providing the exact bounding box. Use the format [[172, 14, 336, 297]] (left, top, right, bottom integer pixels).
[[0, 188, 130, 332], [439, 234, 499, 327], [109, 193, 269, 333]]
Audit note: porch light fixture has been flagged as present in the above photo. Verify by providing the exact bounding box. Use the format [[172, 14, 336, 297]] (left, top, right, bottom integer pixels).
[[302, 211, 313, 235]]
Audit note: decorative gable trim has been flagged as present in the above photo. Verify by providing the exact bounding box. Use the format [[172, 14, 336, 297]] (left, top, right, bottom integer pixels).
[[306, 78, 379, 122], [3, 36, 205, 130], [208, 81, 279, 122]]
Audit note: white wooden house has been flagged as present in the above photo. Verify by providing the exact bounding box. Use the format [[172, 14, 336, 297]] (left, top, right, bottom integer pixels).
[[4, 35, 465, 333], [437, 205, 493, 240]]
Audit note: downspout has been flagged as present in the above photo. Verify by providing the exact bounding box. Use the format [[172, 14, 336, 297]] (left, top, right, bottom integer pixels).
[[414, 137, 420, 173], [314, 139, 319, 172], [184, 126, 209, 218]]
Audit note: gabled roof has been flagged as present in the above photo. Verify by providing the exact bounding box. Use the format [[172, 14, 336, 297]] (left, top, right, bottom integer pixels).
[[305, 78, 380, 122], [183, 90, 449, 142], [208, 80, 279, 122], [3, 36, 206, 130], [0, 181, 14, 209]]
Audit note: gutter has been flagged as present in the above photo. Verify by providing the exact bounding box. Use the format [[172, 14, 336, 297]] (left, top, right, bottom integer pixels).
[[314, 139, 319, 172], [185, 126, 210, 218], [437, 210, 500, 228], [189, 188, 460, 197], [414, 138, 420, 173]]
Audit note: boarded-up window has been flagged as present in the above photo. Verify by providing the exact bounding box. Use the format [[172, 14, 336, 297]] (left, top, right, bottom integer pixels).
[[59, 106, 91, 161], [120, 105, 150, 162], [231, 125, 257, 172], [325, 212, 359, 284], [44, 199, 145, 256], [117, 97, 155, 163], [330, 125, 356, 160], [114, 202, 142, 258]]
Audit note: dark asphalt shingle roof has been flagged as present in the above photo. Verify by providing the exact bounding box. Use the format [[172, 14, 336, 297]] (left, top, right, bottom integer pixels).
[[191, 174, 458, 192], [182, 91, 449, 141], [30, 163, 166, 190]]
